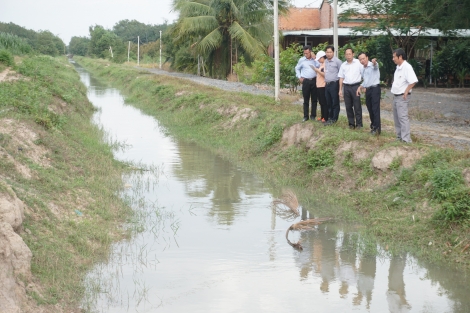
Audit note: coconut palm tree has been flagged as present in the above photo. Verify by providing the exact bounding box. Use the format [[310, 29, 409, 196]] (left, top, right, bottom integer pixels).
[[171, 0, 288, 78]]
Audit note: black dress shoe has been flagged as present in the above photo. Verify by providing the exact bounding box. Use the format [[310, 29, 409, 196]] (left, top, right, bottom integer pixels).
[[349, 125, 355, 130], [310, 116, 316, 120], [302, 117, 309, 122], [356, 125, 363, 130]]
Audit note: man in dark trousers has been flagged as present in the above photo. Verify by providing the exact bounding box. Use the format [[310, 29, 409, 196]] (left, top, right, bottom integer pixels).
[[295, 45, 320, 122], [338, 48, 363, 129], [357, 52, 381, 135], [323, 45, 342, 125]]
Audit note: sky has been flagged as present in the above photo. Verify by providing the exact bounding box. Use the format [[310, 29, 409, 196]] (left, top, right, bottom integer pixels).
[[1, 0, 322, 45]]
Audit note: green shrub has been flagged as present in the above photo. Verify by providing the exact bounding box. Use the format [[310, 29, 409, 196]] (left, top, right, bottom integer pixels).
[[252, 123, 283, 154], [418, 149, 452, 167], [430, 167, 470, 222], [0, 49, 14, 66], [307, 149, 335, 170], [434, 187, 470, 221], [430, 167, 464, 201]]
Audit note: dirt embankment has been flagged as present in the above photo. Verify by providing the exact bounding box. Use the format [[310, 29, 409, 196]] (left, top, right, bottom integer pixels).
[[1, 67, 79, 313], [141, 66, 470, 150], [0, 69, 38, 313], [0, 120, 46, 313]]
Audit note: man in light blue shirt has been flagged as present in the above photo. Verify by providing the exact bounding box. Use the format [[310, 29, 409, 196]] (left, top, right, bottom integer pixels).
[[324, 45, 343, 125], [295, 45, 320, 122], [357, 52, 381, 134]]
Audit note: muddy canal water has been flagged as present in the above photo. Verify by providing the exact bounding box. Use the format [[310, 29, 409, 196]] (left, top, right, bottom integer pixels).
[[74, 63, 469, 313]]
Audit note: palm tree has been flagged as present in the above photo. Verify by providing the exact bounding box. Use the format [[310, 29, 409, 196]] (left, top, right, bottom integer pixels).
[[171, 0, 288, 78]]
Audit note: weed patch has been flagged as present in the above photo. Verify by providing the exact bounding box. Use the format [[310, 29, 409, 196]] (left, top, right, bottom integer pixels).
[[307, 148, 335, 170]]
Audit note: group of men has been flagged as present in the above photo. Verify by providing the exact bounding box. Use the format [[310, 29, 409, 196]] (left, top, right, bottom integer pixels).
[[295, 45, 418, 143]]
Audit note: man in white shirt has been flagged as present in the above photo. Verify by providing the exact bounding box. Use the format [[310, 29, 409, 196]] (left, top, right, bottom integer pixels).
[[391, 48, 418, 143], [338, 48, 363, 129], [295, 45, 320, 122]]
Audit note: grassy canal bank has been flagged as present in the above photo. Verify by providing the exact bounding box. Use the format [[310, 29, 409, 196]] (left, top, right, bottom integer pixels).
[[0, 55, 132, 311], [76, 56, 470, 270]]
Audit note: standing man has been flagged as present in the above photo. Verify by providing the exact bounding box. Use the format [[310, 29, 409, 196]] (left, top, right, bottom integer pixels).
[[391, 48, 418, 143], [338, 48, 363, 129], [323, 45, 342, 125], [357, 52, 381, 135], [313, 50, 328, 122], [295, 45, 320, 122]]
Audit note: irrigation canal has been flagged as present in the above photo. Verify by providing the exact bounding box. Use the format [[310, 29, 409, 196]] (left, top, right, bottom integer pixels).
[[73, 62, 470, 313]]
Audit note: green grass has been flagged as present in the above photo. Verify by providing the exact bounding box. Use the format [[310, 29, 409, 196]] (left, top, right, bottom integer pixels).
[[0, 55, 132, 309], [76, 56, 470, 269]]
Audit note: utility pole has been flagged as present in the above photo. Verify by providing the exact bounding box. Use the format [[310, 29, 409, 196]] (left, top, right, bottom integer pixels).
[[333, 0, 338, 57], [429, 40, 433, 85], [198, 55, 201, 76], [274, 0, 280, 101], [128, 41, 130, 62], [138, 36, 140, 66], [159, 30, 162, 69]]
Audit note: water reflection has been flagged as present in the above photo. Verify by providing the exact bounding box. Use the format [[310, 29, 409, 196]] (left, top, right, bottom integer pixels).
[[172, 141, 266, 225], [72, 62, 470, 313]]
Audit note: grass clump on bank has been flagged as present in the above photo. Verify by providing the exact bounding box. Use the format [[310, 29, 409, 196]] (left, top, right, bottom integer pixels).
[[76, 56, 470, 269], [0, 55, 132, 310]]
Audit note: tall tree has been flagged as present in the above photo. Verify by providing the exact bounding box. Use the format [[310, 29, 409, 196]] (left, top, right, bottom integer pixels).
[[88, 25, 125, 60], [112, 19, 169, 44], [338, 0, 433, 54], [35, 31, 64, 56], [171, 0, 288, 78], [417, 0, 470, 33], [0, 22, 64, 56], [69, 36, 90, 56]]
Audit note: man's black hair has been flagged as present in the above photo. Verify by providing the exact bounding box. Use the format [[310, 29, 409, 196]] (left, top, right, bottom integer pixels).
[[325, 45, 335, 52], [393, 48, 407, 60], [303, 45, 312, 51], [358, 52, 368, 58]]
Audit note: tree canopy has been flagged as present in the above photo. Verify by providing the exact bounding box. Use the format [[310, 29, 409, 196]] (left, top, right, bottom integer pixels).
[[112, 19, 169, 44], [0, 22, 64, 56], [339, 0, 470, 54], [171, 0, 289, 78], [69, 36, 90, 56], [88, 25, 125, 60]]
